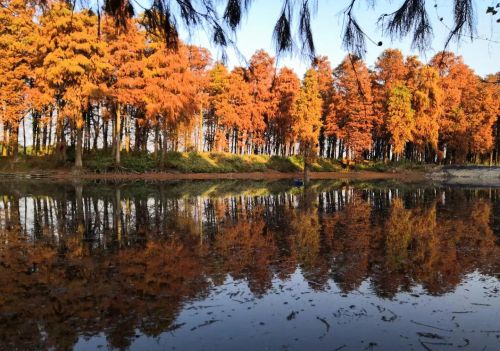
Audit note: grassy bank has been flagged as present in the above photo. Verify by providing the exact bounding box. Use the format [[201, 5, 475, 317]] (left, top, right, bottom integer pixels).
[[0, 151, 426, 174]]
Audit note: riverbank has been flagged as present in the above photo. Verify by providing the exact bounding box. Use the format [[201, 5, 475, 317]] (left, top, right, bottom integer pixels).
[[2, 153, 500, 185], [0, 151, 427, 180], [0, 151, 398, 173]]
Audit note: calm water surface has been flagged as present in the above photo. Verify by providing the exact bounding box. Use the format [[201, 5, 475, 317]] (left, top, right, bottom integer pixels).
[[0, 180, 499, 351]]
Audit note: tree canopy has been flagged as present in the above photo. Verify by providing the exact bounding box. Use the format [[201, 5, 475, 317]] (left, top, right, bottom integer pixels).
[[0, 1, 499, 168]]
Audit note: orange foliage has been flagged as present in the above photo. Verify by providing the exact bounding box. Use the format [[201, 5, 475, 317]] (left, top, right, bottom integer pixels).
[[0, 2, 499, 165]]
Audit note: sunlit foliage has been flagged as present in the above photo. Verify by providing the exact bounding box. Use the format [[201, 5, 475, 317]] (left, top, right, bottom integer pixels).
[[0, 1, 499, 166]]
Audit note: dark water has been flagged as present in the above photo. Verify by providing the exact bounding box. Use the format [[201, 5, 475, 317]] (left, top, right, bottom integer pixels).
[[0, 180, 499, 351]]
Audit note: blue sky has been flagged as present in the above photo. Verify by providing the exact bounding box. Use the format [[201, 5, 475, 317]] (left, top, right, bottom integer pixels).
[[169, 0, 499, 77]]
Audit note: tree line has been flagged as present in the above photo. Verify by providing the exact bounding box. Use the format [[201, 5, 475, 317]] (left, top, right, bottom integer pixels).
[[1, 0, 499, 170]]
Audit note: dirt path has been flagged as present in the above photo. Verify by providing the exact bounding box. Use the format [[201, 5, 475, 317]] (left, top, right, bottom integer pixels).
[[0, 169, 427, 182]]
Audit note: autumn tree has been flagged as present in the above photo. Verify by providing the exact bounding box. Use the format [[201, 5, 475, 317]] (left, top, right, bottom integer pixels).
[[37, 2, 109, 169], [386, 84, 414, 158], [485, 73, 500, 164], [470, 83, 497, 161], [185, 45, 211, 152], [247, 50, 276, 153], [0, 0, 37, 156], [271, 67, 300, 155], [312, 56, 334, 157], [328, 55, 375, 160], [431, 52, 495, 163], [372, 49, 407, 160], [103, 17, 146, 164], [213, 69, 253, 153], [292, 68, 322, 182], [205, 63, 229, 151], [143, 38, 201, 165], [404, 65, 441, 162]]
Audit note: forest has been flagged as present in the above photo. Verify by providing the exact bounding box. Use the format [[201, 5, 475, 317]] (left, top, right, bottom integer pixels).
[[1, 0, 499, 170]]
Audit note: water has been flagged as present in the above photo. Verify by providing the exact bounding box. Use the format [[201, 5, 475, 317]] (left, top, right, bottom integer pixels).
[[0, 180, 498, 351]]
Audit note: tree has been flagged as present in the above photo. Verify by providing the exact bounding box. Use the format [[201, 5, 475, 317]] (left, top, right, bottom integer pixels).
[[271, 67, 300, 155], [103, 17, 146, 163], [213, 69, 253, 153], [328, 55, 375, 160], [36, 2, 109, 169], [143, 39, 201, 165], [0, 0, 37, 156], [485, 73, 500, 164], [292, 68, 322, 182], [386, 84, 414, 157], [431, 52, 495, 163], [205, 63, 230, 151], [247, 50, 276, 153], [465, 81, 497, 160], [407, 65, 442, 161], [372, 49, 407, 160], [312, 56, 334, 157], [185, 45, 211, 152]]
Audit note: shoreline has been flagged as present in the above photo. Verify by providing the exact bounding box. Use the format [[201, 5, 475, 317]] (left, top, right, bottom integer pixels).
[[0, 169, 428, 182], [2, 166, 498, 184]]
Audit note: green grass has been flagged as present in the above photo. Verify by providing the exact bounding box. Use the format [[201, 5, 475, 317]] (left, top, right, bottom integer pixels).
[[0, 151, 428, 174]]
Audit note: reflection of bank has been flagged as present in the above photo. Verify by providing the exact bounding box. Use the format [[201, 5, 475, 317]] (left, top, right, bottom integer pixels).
[[0, 182, 499, 350]]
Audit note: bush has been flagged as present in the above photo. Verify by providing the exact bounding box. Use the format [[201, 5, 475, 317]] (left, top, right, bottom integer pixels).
[[85, 152, 114, 173], [122, 153, 158, 172]]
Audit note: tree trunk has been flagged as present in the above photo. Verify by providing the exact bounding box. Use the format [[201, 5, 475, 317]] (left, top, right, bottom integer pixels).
[[114, 103, 121, 166], [154, 125, 159, 156], [160, 128, 168, 168], [75, 125, 83, 170], [42, 123, 48, 154], [48, 107, 53, 152], [198, 109, 204, 152], [2, 123, 9, 156], [56, 107, 66, 162], [32, 114, 38, 155], [11, 124, 19, 158], [93, 112, 100, 151], [124, 112, 130, 153], [22, 118, 26, 155], [103, 119, 109, 151]]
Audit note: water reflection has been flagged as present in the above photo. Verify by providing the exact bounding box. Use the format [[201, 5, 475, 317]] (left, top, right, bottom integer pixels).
[[0, 181, 499, 350]]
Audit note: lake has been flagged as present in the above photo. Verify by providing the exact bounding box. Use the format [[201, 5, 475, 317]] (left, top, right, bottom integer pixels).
[[0, 180, 499, 351]]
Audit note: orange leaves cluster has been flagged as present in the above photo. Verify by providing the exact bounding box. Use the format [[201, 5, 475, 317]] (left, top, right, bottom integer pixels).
[[0, 0, 498, 165]]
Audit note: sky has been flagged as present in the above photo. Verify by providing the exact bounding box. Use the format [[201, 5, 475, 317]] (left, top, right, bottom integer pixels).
[[165, 0, 500, 77]]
